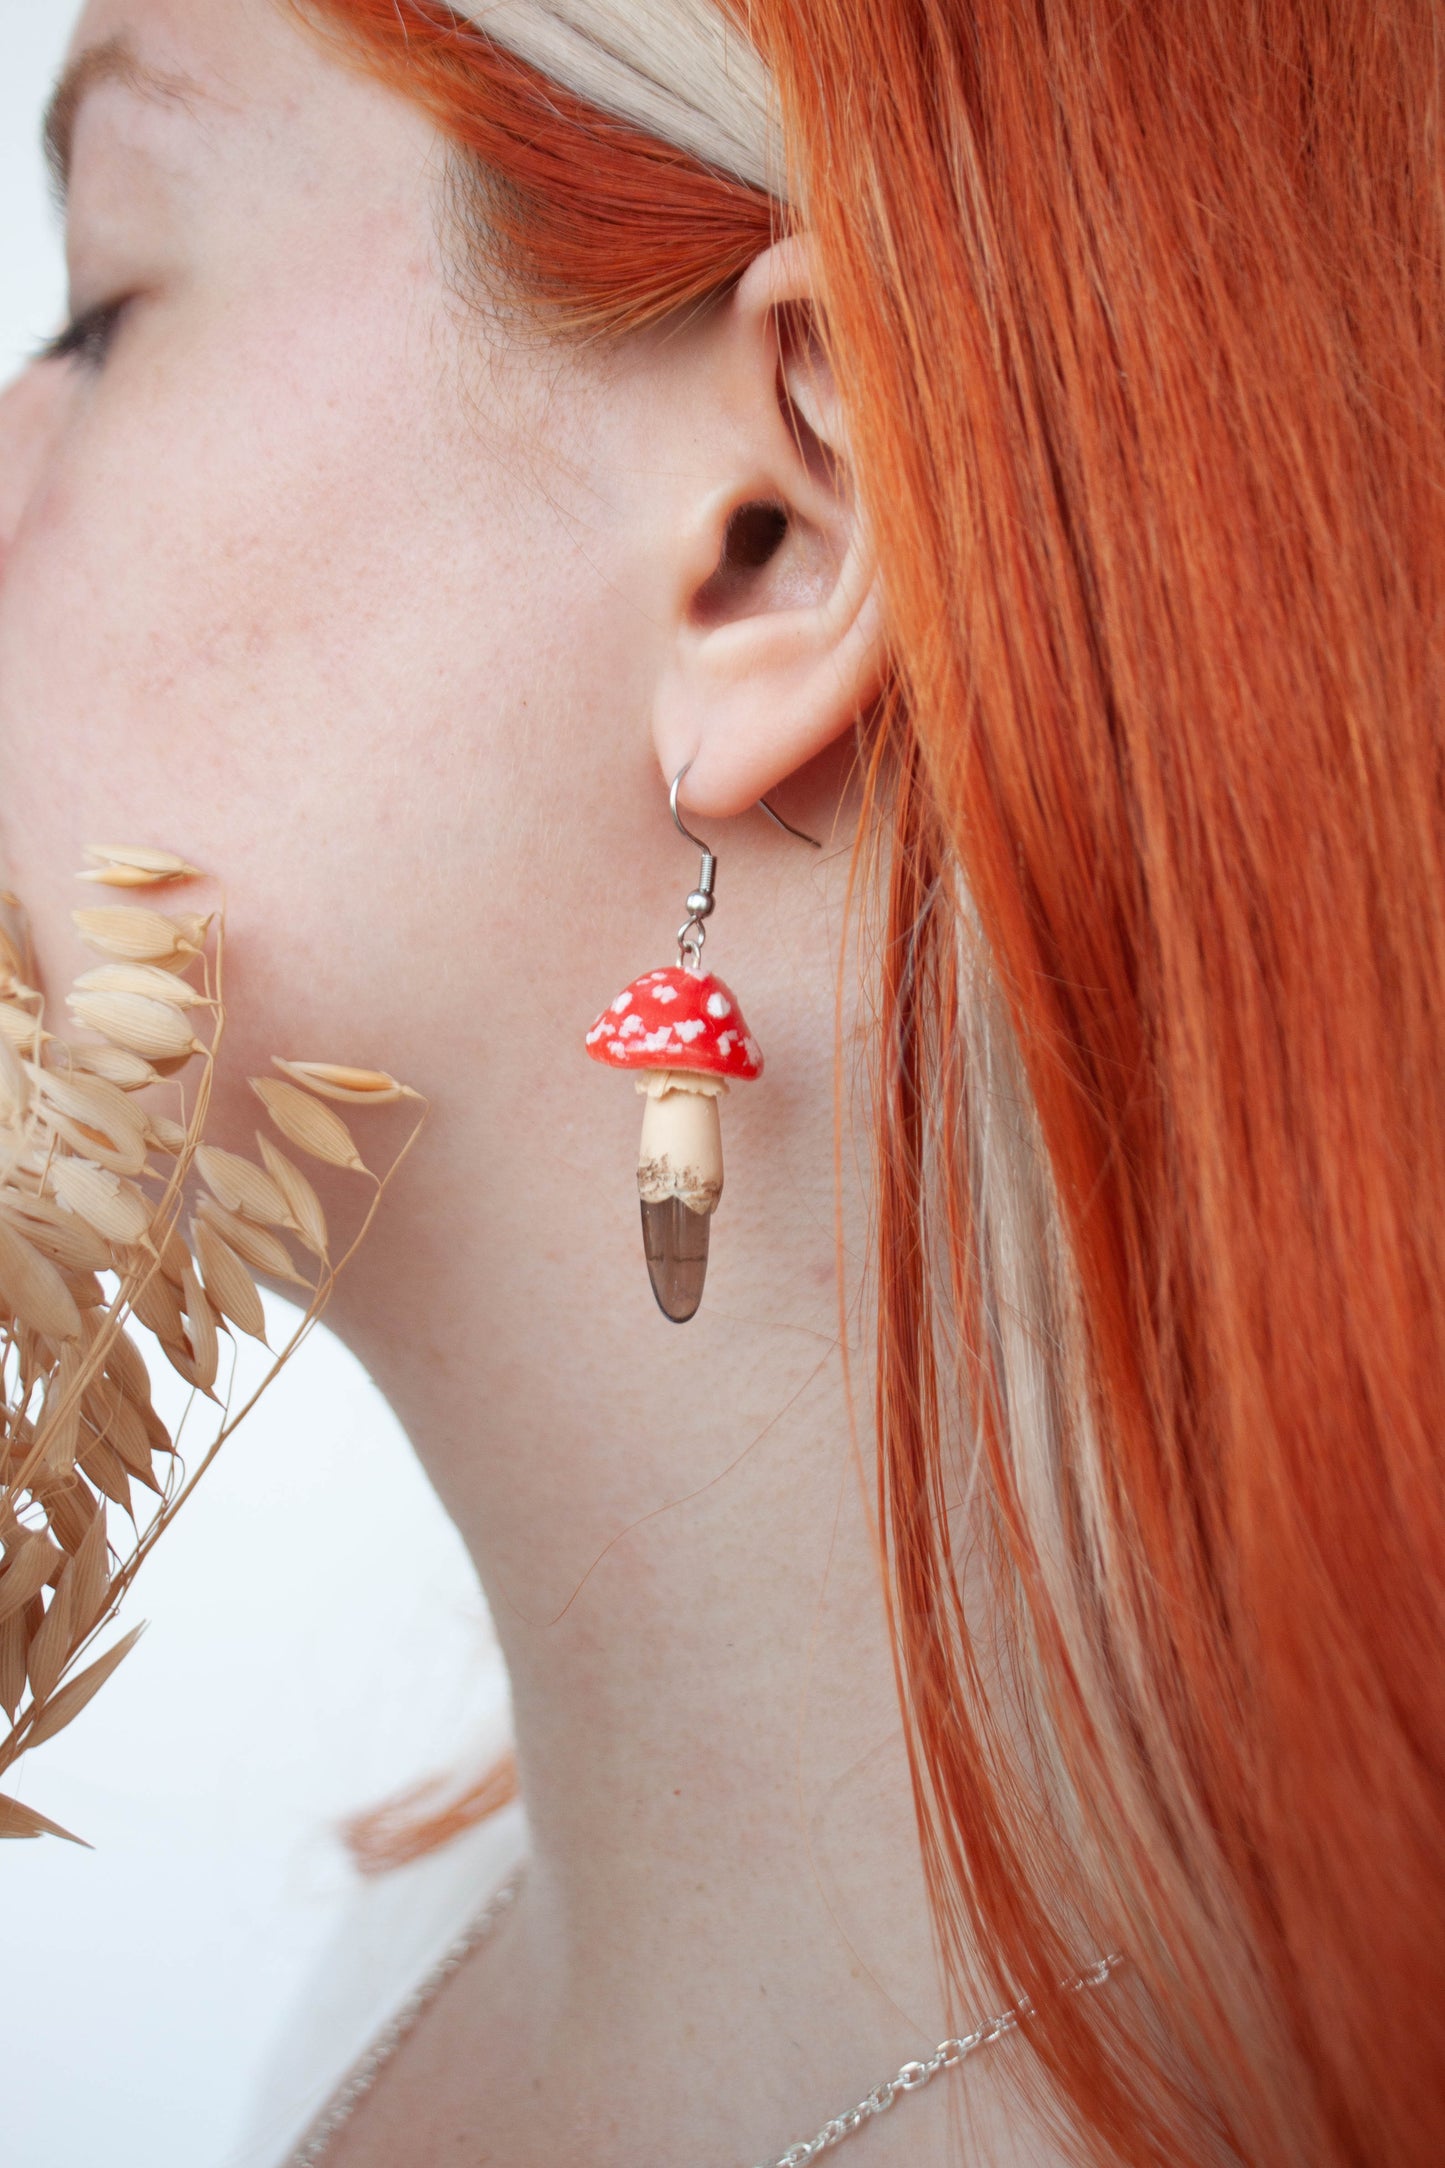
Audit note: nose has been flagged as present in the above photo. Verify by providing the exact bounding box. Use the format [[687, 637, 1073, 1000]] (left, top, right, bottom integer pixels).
[[0, 362, 71, 579]]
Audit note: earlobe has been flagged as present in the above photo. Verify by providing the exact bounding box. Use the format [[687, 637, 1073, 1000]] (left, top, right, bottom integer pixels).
[[650, 237, 884, 820]]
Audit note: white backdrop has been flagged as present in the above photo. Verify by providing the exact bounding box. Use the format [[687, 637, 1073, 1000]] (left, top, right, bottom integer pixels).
[[0, 8, 510, 2163], [1, 2, 72, 379]]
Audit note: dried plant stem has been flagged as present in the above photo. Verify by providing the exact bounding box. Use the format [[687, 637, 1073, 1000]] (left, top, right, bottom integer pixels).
[[0, 852, 426, 1843]]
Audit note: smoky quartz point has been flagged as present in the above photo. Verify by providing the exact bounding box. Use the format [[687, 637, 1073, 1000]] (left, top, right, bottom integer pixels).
[[640, 1195, 712, 1322]]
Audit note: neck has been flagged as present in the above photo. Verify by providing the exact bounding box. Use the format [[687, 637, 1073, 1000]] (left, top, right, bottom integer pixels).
[[335, 1250, 976, 2158], [333, 1128, 948, 2004]]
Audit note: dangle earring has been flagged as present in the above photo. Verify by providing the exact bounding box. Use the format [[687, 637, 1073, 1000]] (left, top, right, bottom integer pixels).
[[584, 764, 821, 1323]]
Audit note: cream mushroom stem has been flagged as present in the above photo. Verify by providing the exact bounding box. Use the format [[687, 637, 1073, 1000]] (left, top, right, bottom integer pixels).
[[635, 1067, 728, 1213]]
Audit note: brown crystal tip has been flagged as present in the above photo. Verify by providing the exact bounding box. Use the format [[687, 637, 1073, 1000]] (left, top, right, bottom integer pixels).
[[640, 1195, 711, 1323]]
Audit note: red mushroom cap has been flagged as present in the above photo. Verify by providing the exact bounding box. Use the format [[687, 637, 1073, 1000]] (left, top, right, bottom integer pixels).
[[585, 967, 763, 1080]]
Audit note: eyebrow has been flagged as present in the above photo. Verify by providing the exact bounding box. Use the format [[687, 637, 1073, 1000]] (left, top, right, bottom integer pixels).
[[43, 34, 204, 205]]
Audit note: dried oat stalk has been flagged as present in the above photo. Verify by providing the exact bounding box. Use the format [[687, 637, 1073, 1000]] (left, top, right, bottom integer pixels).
[[0, 846, 426, 1845]]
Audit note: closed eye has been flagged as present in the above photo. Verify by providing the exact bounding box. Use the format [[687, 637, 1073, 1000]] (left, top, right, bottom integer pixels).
[[32, 296, 130, 370]]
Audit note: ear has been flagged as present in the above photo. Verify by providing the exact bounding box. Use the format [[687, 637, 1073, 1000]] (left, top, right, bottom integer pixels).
[[651, 236, 882, 820]]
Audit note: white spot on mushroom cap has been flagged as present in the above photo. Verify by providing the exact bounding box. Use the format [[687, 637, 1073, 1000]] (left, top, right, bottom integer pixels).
[[705, 991, 732, 1019], [674, 1017, 706, 1043], [619, 1012, 645, 1037], [586, 1022, 612, 1045], [651, 984, 679, 1004], [611, 989, 633, 1013], [717, 1031, 736, 1058]]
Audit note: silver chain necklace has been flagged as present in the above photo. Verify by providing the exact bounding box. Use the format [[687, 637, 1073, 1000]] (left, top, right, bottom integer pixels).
[[289, 1860, 1124, 2168]]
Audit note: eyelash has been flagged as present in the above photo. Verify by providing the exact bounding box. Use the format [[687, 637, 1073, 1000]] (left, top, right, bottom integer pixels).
[[32, 297, 129, 369]]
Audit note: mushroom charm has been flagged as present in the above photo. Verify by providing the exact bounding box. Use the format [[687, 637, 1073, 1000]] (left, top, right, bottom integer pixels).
[[586, 764, 818, 1323], [585, 967, 762, 1321]]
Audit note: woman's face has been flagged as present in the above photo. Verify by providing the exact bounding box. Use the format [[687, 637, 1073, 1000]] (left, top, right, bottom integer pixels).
[[0, 0, 856, 1493], [0, 0, 684, 1087]]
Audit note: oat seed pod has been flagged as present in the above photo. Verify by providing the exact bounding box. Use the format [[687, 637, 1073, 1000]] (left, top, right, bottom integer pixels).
[[70, 905, 209, 965], [77, 846, 203, 888], [269, 1058, 420, 1106], [250, 1078, 366, 1171]]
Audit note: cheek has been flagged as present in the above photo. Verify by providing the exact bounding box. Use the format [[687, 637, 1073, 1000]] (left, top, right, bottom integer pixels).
[[0, 305, 669, 1265], [0, 301, 597, 1104]]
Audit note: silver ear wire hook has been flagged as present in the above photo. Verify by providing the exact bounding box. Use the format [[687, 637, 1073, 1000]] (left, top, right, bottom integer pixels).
[[669, 763, 823, 852], [670, 762, 822, 967], [669, 764, 715, 857], [757, 797, 823, 849], [671, 764, 718, 966]]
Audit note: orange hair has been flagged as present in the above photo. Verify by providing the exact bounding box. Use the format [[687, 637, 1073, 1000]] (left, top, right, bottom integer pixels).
[[304, 2, 1445, 2160]]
